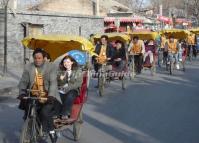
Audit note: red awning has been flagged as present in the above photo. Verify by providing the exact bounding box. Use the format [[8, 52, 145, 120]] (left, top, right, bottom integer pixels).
[[104, 25, 117, 31], [157, 16, 172, 24], [175, 18, 186, 24], [120, 18, 133, 23], [175, 18, 192, 24], [119, 17, 143, 23]]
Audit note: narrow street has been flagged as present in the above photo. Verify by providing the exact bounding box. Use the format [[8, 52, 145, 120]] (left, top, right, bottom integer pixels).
[[0, 60, 199, 143]]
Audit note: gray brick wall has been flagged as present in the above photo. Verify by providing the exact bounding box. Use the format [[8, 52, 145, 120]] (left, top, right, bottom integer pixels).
[[0, 10, 104, 69], [0, 10, 4, 68]]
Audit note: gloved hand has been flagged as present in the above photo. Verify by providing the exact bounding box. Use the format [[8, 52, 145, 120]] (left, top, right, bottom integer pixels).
[[17, 94, 26, 100]]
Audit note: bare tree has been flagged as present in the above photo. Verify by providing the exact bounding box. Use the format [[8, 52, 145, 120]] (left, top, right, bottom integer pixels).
[[187, 0, 199, 25], [149, 0, 187, 16], [113, 0, 146, 13]]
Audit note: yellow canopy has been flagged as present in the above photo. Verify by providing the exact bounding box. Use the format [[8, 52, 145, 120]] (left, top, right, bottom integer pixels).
[[160, 29, 190, 39], [93, 33, 131, 44], [22, 35, 95, 61], [189, 28, 199, 35], [128, 31, 159, 40]]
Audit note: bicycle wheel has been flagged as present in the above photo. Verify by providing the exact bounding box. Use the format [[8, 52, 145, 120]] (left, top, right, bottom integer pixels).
[[99, 74, 105, 97], [189, 46, 193, 61], [121, 76, 126, 90], [128, 63, 133, 80], [20, 118, 33, 143], [151, 64, 156, 76], [20, 109, 41, 143], [129, 55, 136, 80], [169, 62, 173, 75], [182, 61, 186, 72], [166, 62, 169, 71], [73, 111, 83, 141]]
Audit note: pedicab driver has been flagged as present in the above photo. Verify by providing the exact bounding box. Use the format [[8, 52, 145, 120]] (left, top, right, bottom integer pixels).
[[18, 48, 61, 143], [165, 36, 180, 69], [93, 35, 113, 87], [128, 36, 145, 74]]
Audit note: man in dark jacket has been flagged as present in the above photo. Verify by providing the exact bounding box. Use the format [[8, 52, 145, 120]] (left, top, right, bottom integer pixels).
[[93, 35, 113, 73], [92, 35, 113, 88]]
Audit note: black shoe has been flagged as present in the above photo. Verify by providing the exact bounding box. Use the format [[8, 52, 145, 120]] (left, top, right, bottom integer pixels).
[[49, 131, 58, 143]]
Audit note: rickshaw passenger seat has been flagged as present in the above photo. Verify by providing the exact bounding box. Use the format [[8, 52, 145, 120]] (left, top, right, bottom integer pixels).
[[73, 71, 88, 104]]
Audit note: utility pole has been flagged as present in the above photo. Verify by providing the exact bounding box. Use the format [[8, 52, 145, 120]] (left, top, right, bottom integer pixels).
[[138, 0, 143, 13], [3, 0, 9, 75], [159, 4, 163, 29]]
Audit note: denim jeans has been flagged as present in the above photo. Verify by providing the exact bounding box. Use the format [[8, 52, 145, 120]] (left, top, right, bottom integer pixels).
[[59, 90, 78, 116], [113, 60, 126, 71], [168, 53, 178, 63], [178, 51, 183, 61]]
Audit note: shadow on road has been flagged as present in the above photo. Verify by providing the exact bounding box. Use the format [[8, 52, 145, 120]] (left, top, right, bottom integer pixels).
[[85, 59, 199, 143], [0, 102, 23, 143]]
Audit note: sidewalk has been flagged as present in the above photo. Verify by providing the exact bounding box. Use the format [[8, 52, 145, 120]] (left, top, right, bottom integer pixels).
[[0, 67, 23, 97]]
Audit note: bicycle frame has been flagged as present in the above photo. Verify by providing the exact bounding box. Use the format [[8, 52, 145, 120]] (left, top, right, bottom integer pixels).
[[128, 54, 137, 78], [20, 90, 47, 143]]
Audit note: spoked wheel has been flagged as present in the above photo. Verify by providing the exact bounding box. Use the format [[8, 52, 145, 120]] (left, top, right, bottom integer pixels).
[[121, 76, 126, 90], [182, 61, 186, 72], [73, 111, 83, 141], [166, 63, 168, 71], [20, 118, 41, 143], [129, 55, 136, 80], [169, 62, 174, 75], [99, 74, 105, 97], [182, 63, 186, 72], [151, 63, 156, 76], [20, 118, 32, 143], [129, 62, 135, 80], [128, 63, 133, 80], [189, 46, 193, 62]]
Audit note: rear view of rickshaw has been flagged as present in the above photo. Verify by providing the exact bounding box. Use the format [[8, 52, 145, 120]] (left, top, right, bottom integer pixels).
[[160, 29, 189, 75], [128, 31, 159, 77], [93, 33, 130, 96], [188, 28, 198, 60], [20, 35, 95, 143]]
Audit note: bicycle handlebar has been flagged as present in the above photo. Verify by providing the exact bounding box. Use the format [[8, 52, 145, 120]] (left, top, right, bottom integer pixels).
[[22, 96, 48, 100], [128, 53, 140, 56], [26, 89, 41, 92]]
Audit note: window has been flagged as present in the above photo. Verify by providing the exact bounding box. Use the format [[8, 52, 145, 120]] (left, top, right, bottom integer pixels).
[[28, 24, 43, 36]]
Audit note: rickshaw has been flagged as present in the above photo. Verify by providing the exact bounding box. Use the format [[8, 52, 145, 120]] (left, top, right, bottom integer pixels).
[[20, 35, 95, 143], [128, 31, 159, 76], [93, 33, 130, 96], [189, 28, 199, 57], [160, 29, 189, 74]]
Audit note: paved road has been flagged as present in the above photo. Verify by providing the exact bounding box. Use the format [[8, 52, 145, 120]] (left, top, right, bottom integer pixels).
[[0, 60, 199, 143]]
